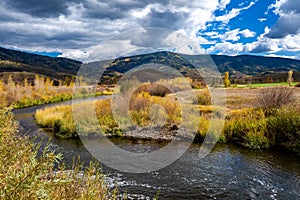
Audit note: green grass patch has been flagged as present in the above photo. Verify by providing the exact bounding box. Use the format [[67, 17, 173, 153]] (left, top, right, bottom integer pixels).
[[236, 82, 299, 88]]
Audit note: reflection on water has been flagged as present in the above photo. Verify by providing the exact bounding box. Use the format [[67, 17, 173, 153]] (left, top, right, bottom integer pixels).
[[13, 100, 300, 200]]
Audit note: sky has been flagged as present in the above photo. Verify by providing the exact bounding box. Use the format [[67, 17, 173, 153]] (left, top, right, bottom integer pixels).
[[0, 0, 300, 61]]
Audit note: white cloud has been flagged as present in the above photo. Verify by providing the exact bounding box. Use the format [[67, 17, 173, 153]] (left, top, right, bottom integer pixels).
[[249, 0, 300, 55], [215, 1, 257, 23], [278, 34, 300, 51], [221, 29, 240, 41], [204, 31, 219, 36], [265, 54, 296, 59], [58, 49, 89, 61], [258, 18, 267, 22], [207, 42, 244, 55], [210, 28, 255, 42], [218, 0, 231, 10], [240, 29, 256, 38], [195, 35, 217, 45]]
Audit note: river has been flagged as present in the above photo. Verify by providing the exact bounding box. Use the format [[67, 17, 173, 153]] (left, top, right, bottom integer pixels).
[[13, 98, 300, 199]]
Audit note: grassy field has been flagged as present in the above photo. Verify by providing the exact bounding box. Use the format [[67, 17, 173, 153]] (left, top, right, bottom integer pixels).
[[235, 82, 299, 88], [35, 86, 300, 154]]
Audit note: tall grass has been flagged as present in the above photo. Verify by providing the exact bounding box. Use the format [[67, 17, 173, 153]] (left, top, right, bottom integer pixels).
[[36, 92, 182, 138], [0, 75, 112, 109], [224, 108, 269, 149], [266, 105, 300, 154], [0, 108, 117, 199], [35, 87, 300, 153]]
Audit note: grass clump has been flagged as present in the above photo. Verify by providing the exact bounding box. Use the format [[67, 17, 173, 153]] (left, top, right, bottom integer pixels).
[[0, 108, 116, 199], [35, 105, 77, 138], [266, 105, 300, 154], [193, 89, 211, 105], [224, 108, 269, 149]]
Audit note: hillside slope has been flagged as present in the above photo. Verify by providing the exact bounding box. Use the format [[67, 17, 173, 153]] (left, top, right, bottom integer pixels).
[[0, 47, 81, 82], [1, 47, 300, 84]]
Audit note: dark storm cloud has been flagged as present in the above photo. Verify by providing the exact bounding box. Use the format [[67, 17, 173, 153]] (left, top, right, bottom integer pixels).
[[142, 10, 188, 30], [3, 0, 172, 20], [80, 0, 172, 20], [280, 0, 300, 14], [0, 0, 216, 60], [250, 44, 272, 53], [266, 15, 300, 38], [266, 0, 300, 39], [3, 0, 80, 18]]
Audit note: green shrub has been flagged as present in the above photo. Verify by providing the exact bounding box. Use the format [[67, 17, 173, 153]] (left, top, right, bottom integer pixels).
[[224, 108, 269, 149], [266, 106, 300, 154]]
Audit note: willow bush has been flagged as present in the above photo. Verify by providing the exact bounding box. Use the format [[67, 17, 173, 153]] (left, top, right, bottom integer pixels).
[[0, 108, 117, 199]]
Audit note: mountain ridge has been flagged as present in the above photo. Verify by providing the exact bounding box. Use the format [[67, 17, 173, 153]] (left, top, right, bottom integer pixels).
[[0, 47, 299, 84]]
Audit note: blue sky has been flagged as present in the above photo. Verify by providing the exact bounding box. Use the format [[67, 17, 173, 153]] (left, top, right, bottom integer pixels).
[[0, 0, 300, 60]]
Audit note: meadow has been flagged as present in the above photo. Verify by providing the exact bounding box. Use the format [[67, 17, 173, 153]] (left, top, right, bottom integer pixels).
[[35, 82, 300, 155], [234, 82, 299, 88]]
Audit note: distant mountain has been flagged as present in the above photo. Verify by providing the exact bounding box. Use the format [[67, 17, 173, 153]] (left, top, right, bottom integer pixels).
[[210, 54, 300, 79], [0, 47, 81, 82], [102, 51, 300, 83], [1, 47, 300, 84]]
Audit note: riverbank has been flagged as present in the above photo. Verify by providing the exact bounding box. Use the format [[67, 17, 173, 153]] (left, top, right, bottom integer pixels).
[[34, 88, 300, 155], [0, 108, 119, 199], [13, 90, 113, 109], [11, 97, 300, 199], [13, 105, 300, 199]]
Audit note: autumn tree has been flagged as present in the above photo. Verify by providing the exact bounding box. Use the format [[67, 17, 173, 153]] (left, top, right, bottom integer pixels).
[[223, 71, 230, 88], [287, 70, 293, 87]]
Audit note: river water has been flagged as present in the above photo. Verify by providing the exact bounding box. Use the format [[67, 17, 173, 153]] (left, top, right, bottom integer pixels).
[[13, 98, 300, 199]]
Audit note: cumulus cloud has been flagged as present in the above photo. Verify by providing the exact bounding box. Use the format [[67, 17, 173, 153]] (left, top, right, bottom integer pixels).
[[219, 29, 240, 41], [1, 0, 296, 60], [246, 27, 281, 53], [267, 0, 300, 38], [247, 0, 300, 56], [0, 0, 221, 60], [207, 42, 244, 55], [240, 29, 256, 38], [84, 28, 204, 62], [267, 15, 300, 38]]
